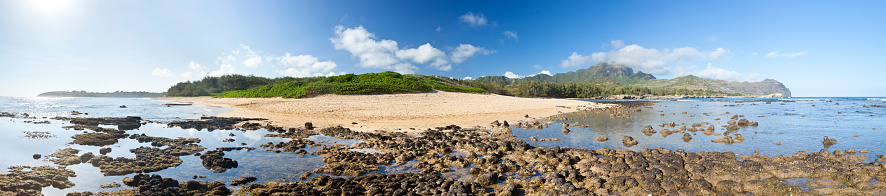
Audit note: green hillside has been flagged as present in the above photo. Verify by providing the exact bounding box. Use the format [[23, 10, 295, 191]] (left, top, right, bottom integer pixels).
[[474, 63, 792, 96], [213, 72, 486, 98]]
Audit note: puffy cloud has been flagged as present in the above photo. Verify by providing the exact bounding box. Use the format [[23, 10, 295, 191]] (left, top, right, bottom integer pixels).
[[207, 63, 235, 77], [560, 52, 594, 68], [695, 63, 759, 81], [463, 76, 472, 80], [241, 45, 263, 67], [188, 61, 204, 71], [274, 53, 338, 77], [536, 70, 552, 76], [330, 25, 400, 69], [459, 12, 487, 27], [503, 31, 518, 41], [562, 40, 729, 74], [766, 51, 808, 58], [435, 27, 442, 32], [151, 68, 176, 77], [532, 64, 543, 69], [331, 25, 489, 73], [395, 43, 449, 71], [611, 40, 625, 49], [504, 71, 520, 79], [451, 44, 493, 63]]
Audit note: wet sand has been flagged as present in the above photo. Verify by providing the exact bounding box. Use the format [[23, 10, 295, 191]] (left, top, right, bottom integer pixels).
[[154, 91, 610, 132]]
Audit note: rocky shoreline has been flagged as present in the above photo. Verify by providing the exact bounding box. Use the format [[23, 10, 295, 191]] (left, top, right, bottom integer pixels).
[[585, 93, 785, 100], [2, 100, 885, 195]]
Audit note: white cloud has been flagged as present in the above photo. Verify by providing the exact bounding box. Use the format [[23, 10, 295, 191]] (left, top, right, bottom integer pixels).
[[151, 68, 176, 77], [179, 72, 192, 78], [463, 76, 472, 80], [532, 64, 543, 69], [459, 12, 487, 27], [766, 51, 808, 58], [188, 61, 204, 71], [435, 27, 442, 32], [695, 63, 760, 82], [207, 63, 235, 77], [241, 45, 263, 67], [504, 71, 520, 79], [274, 53, 338, 77], [563, 40, 730, 74], [503, 31, 518, 41], [331, 25, 400, 69], [611, 40, 625, 49], [560, 52, 594, 68], [751, 52, 758, 56], [537, 70, 552, 76], [395, 43, 450, 71], [451, 44, 493, 63], [331, 25, 490, 73]]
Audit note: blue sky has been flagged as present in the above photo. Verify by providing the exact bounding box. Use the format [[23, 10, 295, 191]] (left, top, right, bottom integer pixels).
[[1, 0, 884, 97]]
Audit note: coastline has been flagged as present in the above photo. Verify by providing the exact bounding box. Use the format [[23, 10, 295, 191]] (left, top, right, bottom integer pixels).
[[578, 93, 785, 100], [153, 91, 613, 132]]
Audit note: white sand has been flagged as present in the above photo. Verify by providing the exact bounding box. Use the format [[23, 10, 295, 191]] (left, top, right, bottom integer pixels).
[[154, 91, 611, 132]]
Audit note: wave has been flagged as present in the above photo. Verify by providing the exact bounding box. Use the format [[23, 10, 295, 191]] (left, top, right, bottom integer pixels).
[[868, 98, 886, 101]]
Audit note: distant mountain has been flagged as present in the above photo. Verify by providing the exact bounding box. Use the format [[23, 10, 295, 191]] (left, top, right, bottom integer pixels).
[[38, 91, 165, 97], [635, 75, 792, 97], [474, 63, 792, 96]]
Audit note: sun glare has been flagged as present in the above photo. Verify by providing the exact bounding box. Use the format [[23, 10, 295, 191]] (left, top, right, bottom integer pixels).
[[26, 0, 72, 14]]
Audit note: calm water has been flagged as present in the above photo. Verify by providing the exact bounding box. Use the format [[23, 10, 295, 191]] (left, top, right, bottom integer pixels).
[[1, 96, 884, 194], [515, 97, 886, 161]]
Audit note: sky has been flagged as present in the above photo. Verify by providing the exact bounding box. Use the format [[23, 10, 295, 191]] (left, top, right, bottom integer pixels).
[[1, 0, 885, 97]]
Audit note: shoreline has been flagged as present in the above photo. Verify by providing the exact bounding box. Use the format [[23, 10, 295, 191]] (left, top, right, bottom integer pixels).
[[153, 91, 614, 132]]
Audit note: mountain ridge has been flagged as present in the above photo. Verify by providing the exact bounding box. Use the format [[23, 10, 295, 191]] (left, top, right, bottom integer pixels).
[[474, 63, 792, 97]]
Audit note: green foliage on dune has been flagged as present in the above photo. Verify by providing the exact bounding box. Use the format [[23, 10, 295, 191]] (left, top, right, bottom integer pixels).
[[213, 71, 487, 98], [165, 75, 323, 97]]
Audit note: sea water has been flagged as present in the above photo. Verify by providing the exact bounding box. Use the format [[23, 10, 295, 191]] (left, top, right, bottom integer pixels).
[[514, 97, 886, 161], [1, 96, 885, 194]]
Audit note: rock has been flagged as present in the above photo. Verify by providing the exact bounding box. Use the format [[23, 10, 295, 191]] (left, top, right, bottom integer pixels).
[[475, 173, 499, 186], [847, 155, 867, 162], [231, 176, 257, 186], [660, 129, 673, 137], [726, 124, 740, 132], [200, 150, 239, 173], [681, 133, 692, 142], [822, 136, 837, 148], [491, 120, 501, 126], [727, 120, 736, 125], [304, 122, 314, 130], [596, 136, 608, 142], [641, 125, 656, 136], [737, 119, 750, 126], [622, 136, 638, 147], [502, 121, 509, 127], [99, 147, 112, 155], [562, 128, 570, 134], [300, 172, 312, 180], [32, 154, 41, 159], [100, 182, 121, 188]]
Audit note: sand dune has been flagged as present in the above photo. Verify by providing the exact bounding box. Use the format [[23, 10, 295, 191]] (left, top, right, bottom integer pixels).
[[154, 91, 611, 132]]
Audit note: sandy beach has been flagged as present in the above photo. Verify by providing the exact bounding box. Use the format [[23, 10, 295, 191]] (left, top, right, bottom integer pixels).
[[154, 91, 611, 132]]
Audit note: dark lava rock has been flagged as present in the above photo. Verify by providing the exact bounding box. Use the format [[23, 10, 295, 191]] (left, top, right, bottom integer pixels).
[[99, 147, 112, 155], [71, 131, 128, 146], [305, 122, 314, 130], [230, 176, 257, 186], [56, 116, 142, 131], [32, 154, 41, 159], [167, 116, 266, 131], [0, 165, 76, 195], [475, 172, 499, 186], [200, 150, 238, 173]]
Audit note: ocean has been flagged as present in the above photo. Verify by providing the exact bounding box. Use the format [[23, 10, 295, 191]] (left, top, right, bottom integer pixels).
[[0, 96, 884, 194]]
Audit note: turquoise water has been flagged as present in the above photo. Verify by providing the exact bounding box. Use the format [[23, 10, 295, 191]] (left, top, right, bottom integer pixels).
[[1, 96, 884, 194]]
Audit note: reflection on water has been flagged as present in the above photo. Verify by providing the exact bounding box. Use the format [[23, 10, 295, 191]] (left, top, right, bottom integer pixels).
[[514, 97, 886, 162]]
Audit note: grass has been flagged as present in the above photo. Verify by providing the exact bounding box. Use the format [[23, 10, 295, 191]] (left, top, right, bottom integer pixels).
[[215, 71, 487, 98]]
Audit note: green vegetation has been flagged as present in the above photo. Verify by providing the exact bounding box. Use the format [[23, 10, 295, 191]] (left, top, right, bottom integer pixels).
[[213, 71, 487, 98], [473, 63, 792, 97], [38, 91, 164, 97], [165, 75, 321, 97], [165, 67, 756, 99]]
